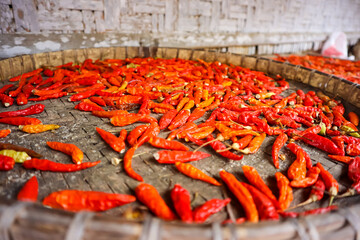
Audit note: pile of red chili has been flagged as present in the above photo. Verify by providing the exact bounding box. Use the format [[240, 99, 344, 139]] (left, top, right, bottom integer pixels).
[[274, 54, 360, 84], [0, 56, 360, 223]]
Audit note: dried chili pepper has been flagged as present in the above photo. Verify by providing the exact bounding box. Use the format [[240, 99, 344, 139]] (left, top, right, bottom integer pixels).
[[272, 132, 288, 169], [159, 109, 178, 130], [0, 94, 14, 107], [127, 125, 148, 146], [175, 162, 221, 186], [348, 157, 360, 182], [43, 190, 136, 212], [92, 110, 128, 118], [0, 117, 41, 126], [301, 133, 344, 156], [220, 170, 259, 222], [0, 143, 42, 158], [0, 155, 15, 171], [96, 127, 126, 153], [171, 184, 193, 223], [193, 198, 231, 223], [275, 172, 293, 211], [205, 135, 243, 161], [123, 146, 143, 182], [110, 113, 144, 127], [28, 92, 67, 101], [17, 176, 38, 202], [289, 179, 325, 209], [148, 137, 189, 151], [168, 109, 191, 130], [290, 166, 320, 188], [286, 143, 312, 169], [0, 149, 31, 163], [135, 183, 176, 220], [316, 162, 339, 205], [328, 155, 353, 164], [135, 122, 160, 148], [287, 150, 307, 181], [23, 158, 100, 172], [75, 101, 104, 112], [0, 129, 11, 138], [238, 133, 266, 154], [154, 150, 211, 164], [19, 124, 60, 134], [242, 166, 279, 208], [9, 68, 43, 82], [242, 183, 279, 221], [187, 107, 206, 122], [0, 84, 14, 94], [300, 205, 338, 216], [167, 122, 197, 141], [346, 143, 360, 156], [348, 112, 359, 126], [47, 141, 83, 164]]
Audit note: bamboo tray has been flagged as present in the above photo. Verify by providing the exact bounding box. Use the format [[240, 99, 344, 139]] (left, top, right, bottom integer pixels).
[[0, 47, 360, 240]]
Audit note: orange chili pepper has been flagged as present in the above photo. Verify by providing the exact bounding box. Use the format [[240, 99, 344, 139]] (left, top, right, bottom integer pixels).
[[154, 150, 211, 164], [183, 99, 195, 110], [148, 137, 189, 151], [17, 176, 38, 202], [272, 132, 288, 169], [238, 132, 266, 154], [110, 113, 144, 127], [96, 127, 126, 153], [135, 183, 176, 220], [127, 125, 149, 147], [290, 166, 320, 188], [123, 146, 143, 182], [176, 97, 190, 111], [175, 162, 221, 186], [316, 162, 339, 205], [275, 172, 293, 211], [242, 166, 279, 209], [220, 170, 258, 222], [19, 124, 60, 134], [47, 141, 83, 164], [168, 109, 191, 130], [327, 155, 353, 164], [287, 150, 306, 181], [91, 110, 128, 118], [135, 122, 160, 148], [348, 112, 359, 126], [0, 129, 11, 138]]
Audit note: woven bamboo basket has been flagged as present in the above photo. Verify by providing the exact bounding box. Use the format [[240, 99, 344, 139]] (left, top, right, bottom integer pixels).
[[0, 47, 360, 240]]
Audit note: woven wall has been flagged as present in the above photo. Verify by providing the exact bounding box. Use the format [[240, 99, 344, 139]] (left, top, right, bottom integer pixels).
[[0, 0, 360, 58]]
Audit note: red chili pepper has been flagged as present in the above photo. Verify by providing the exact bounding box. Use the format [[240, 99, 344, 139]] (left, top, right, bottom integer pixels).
[[43, 189, 136, 212], [0, 104, 45, 118], [135, 183, 176, 220], [238, 133, 266, 154], [0, 93, 14, 107], [96, 127, 126, 153], [75, 101, 104, 112], [290, 166, 320, 188], [348, 112, 359, 126], [91, 110, 128, 118], [316, 162, 339, 205], [0, 117, 41, 126], [272, 133, 288, 169], [23, 159, 100, 172], [301, 133, 344, 156], [154, 150, 211, 164], [168, 109, 191, 130], [110, 113, 144, 127], [346, 143, 360, 156], [286, 143, 312, 169], [193, 198, 230, 223], [0, 84, 14, 94], [127, 125, 149, 147], [171, 184, 193, 223], [328, 155, 353, 164], [348, 157, 360, 183], [159, 109, 178, 130], [290, 178, 325, 209], [28, 91, 67, 101], [288, 150, 307, 181], [242, 183, 279, 221], [0, 155, 15, 171], [148, 136, 189, 151], [17, 176, 38, 202], [123, 146, 143, 182], [135, 122, 160, 148], [205, 135, 243, 161], [47, 141, 83, 164], [300, 205, 338, 216], [167, 122, 197, 141], [188, 108, 206, 122], [43, 69, 54, 77], [89, 96, 107, 106], [219, 170, 259, 222], [9, 68, 43, 82]]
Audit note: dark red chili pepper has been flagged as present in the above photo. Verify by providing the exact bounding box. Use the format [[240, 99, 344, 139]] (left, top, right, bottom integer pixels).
[[159, 109, 178, 130], [272, 132, 288, 169], [346, 143, 360, 156], [168, 109, 191, 130], [300, 205, 338, 216], [0, 155, 15, 171], [301, 133, 344, 156], [205, 135, 243, 161], [0, 117, 41, 126], [193, 198, 231, 223], [0, 93, 14, 107], [0, 104, 45, 118], [0, 84, 14, 94], [242, 183, 279, 221], [348, 157, 360, 182], [23, 159, 100, 172], [28, 91, 67, 101], [17, 176, 38, 202], [171, 184, 193, 223], [316, 162, 338, 205]]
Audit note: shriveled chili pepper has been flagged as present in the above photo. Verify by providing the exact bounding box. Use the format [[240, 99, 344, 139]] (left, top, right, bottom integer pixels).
[[168, 109, 191, 130], [110, 113, 144, 127], [300, 205, 338, 216], [23, 158, 100, 172], [288, 150, 307, 181], [232, 134, 253, 150], [135, 183, 176, 220], [328, 155, 353, 164], [220, 170, 258, 222], [0, 149, 31, 163], [0, 143, 42, 158], [92, 110, 128, 118], [272, 132, 288, 169], [123, 146, 143, 181], [242, 182, 279, 221], [148, 136, 189, 151], [275, 172, 293, 211], [242, 166, 279, 208], [0, 84, 14, 94], [0, 94, 14, 107], [127, 125, 148, 146], [154, 150, 211, 164], [290, 166, 320, 188], [0, 116, 41, 126], [43, 189, 136, 212], [75, 101, 104, 112], [135, 122, 160, 148], [176, 97, 190, 111], [19, 124, 60, 133], [286, 143, 312, 169], [167, 122, 197, 141], [316, 162, 339, 206], [289, 178, 325, 210], [193, 198, 231, 223], [17, 176, 38, 202], [0, 155, 15, 171], [204, 135, 243, 161], [187, 107, 206, 123], [171, 184, 193, 223], [175, 162, 221, 186], [9, 68, 43, 82], [346, 143, 360, 156], [96, 127, 126, 153], [348, 157, 360, 182], [0, 129, 11, 138], [47, 141, 83, 164], [159, 109, 178, 130], [238, 133, 266, 154]]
